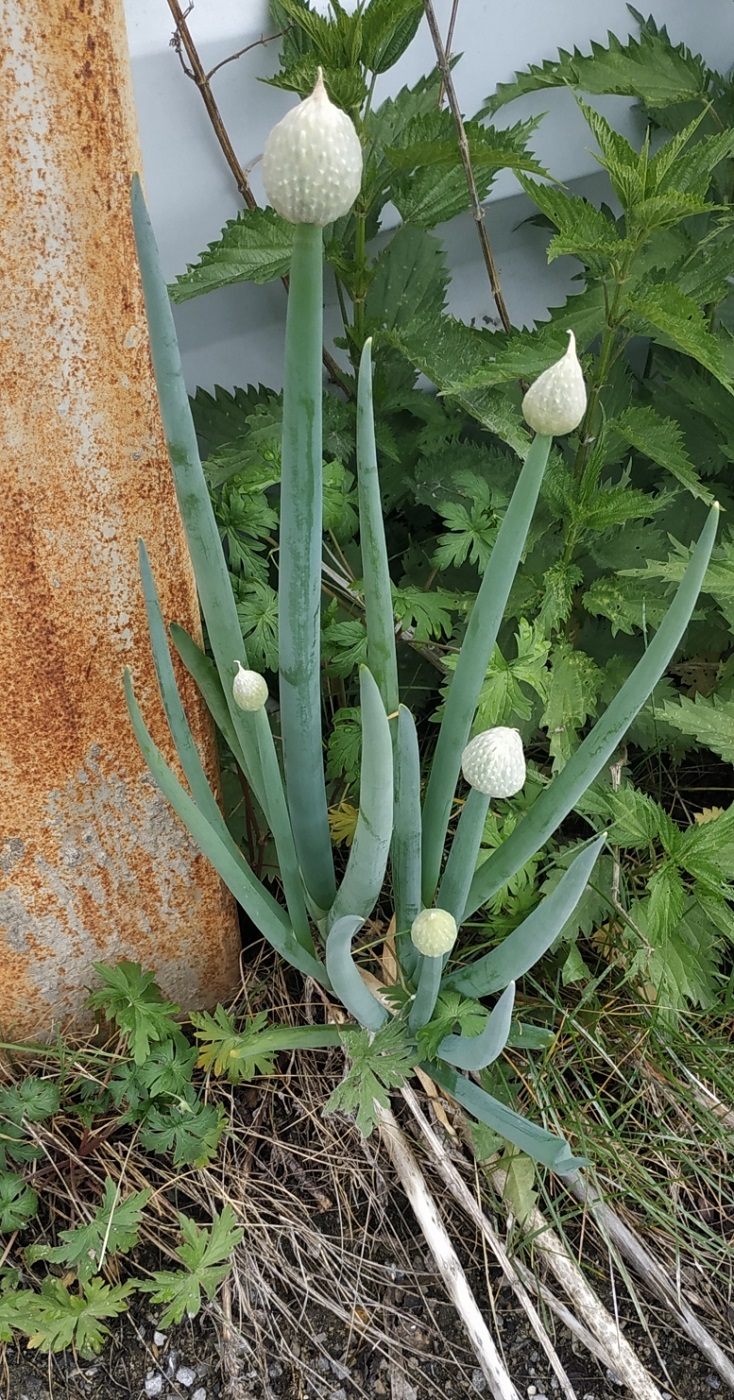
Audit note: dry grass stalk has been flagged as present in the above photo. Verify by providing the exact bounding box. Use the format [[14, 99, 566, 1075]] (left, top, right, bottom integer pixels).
[[375, 1100, 522, 1400], [565, 1170, 734, 1390], [400, 1083, 580, 1400], [491, 1173, 666, 1400]]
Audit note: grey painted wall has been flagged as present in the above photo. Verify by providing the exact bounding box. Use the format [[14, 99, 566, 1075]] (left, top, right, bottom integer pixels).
[[123, 0, 734, 394]]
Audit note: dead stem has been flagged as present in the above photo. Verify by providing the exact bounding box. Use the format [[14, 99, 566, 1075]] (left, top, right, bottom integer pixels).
[[376, 1101, 522, 1400], [400, 1083, 580, 1400]]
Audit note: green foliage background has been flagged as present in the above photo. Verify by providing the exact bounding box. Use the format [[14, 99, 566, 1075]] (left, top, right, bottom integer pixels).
[[169, 2, 734, 1019]]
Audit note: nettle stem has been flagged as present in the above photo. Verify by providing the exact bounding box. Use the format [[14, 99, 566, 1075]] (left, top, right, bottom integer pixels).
[[279, 222, 336, 911]]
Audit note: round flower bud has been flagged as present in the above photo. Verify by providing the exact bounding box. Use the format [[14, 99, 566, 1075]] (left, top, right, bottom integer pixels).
[[521, 330, 587, 436], [232, 661, 268, 712], [461, 727, 526, 798], [261, 67, 363, 227], [411, 908, 458, 958]]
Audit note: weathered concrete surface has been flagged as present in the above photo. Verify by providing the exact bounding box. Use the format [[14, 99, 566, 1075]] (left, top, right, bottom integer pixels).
[[0, 0, 241, 1038]]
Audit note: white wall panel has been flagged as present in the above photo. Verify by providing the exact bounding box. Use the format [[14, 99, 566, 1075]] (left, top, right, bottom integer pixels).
[[123, 1, 733, 393]]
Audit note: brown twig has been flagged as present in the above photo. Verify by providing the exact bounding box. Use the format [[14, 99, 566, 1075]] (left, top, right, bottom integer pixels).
[[422, 0, 512, 333], [436, 0, 461, 108], [167, 0, 257, 210], [165, 0, 350, 392]]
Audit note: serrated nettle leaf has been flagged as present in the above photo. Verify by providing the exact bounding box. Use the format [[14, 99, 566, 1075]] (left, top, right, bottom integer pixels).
[[662, 693, 734, 764], [541, 645, 602, 769], [582, 574, 677, 638], [271, 0, 344, 65], [654, 127, 734, 198], [386, 316, 530, 454], [360, 0, 424, 74], [576, 98, 646, 208], [483, 20, 711, 115], [267, 59, 368, 115], [536, 560, 582, 636], [190, 384, 279, 457], [170, 210, 295, 303], [365, 226, 448, 334], [627, 191, 713, 237], [365, 68, 447, 157], [612, 405, 710, 501], [627, 283, 731, 387], [516, 175, 625, 264]]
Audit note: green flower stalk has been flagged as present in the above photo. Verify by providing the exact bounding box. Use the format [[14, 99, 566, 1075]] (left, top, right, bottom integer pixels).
[[261, 71, 364, 913]]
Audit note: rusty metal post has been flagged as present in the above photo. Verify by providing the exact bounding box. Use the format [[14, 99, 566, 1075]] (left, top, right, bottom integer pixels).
[[0, 0, 242, 1038]]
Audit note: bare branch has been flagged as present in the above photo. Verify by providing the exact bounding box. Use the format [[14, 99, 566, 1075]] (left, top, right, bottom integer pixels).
[[422, 0, 512, 333]]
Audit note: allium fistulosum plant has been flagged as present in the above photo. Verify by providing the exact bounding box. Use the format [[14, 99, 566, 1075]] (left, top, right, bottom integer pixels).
[[126, 71, 718, 1174]]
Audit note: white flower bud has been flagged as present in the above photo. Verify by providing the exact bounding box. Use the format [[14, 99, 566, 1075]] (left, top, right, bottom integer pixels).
[[232, 661, 268, 712], [261, 68, 363, 227], [521, 330, 587, 436], [461, 727, 526, 798], [411, 908, 458, 958]]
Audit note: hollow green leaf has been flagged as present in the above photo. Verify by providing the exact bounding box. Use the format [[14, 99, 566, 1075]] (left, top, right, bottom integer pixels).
[[437, 982, 515, 1071], [325, 916, 389, 1032], [251, 707, 314, 952], [426, 1060, 587, 1173], [124, 671, 327, 986], [169, 624, 249, 778], [464, 504, 719, 917], [356, 339, 399, 714], [130, 176, 266, 814], [138, 542, 232, 838], [408, 952, 443, 1034], [328, 667, 394, 929], [421, 431, 552, 904], [449, 835, 606, 999]]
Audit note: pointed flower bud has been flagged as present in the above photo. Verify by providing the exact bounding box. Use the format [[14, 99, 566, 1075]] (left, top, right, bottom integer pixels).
[[521, 330, 587, 436], [411, 908, 458, 958], [461, 727, 526, 798], [261, 68, 363, 227], [232, 661, 268, 712]]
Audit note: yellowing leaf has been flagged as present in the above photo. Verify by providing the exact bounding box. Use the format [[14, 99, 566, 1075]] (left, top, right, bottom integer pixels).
[[329, 801, 359, 847]]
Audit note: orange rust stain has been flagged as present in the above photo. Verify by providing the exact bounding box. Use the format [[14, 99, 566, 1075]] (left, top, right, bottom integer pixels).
[[0, 0, 241, 1039]]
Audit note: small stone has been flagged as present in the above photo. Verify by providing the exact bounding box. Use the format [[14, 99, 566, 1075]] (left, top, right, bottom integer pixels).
[[470, 1370, 487, 1393], [144, 1376, 164, 1398], [175, 1367, 196, 1387], [192, 1390, 207, 1400], [706, 1378, 722, 1391], [153, 1331, 167, 1347], [528, 1388, 537, 1397], [605, 1371, 624, 1388]]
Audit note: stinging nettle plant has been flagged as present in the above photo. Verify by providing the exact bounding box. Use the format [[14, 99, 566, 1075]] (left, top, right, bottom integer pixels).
[[126, 68, 718, 1175]]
